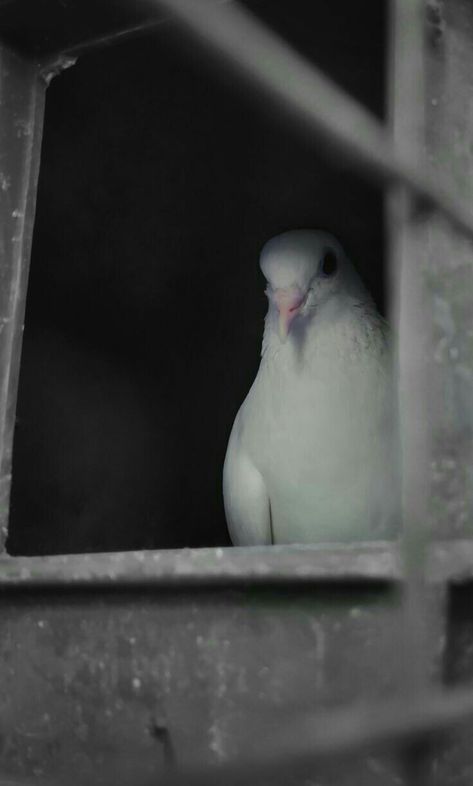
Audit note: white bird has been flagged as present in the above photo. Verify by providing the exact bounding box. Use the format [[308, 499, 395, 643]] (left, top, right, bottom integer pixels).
[[223, 230, 399, 545]]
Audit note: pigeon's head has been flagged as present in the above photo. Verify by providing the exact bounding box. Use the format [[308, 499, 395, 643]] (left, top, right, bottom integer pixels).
[[260, 229, 365, 342]]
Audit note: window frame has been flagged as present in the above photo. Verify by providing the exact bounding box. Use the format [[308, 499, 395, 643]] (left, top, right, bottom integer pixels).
[[1, 0, 473, 777]]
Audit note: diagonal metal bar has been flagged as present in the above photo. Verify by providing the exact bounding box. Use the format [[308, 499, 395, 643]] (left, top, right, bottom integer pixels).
[[152, 0, 473, 243], [131, 686, 473, 786], [57, 0, 231, 59], [37, 685, 473, 785], [59, 18, 170, 57]]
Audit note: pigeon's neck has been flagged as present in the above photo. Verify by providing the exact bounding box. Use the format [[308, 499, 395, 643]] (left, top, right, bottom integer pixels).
[[261, 294, 386, 371]]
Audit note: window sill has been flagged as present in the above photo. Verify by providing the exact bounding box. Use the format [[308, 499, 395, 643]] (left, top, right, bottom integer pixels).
[[0, 539, 471, 588]]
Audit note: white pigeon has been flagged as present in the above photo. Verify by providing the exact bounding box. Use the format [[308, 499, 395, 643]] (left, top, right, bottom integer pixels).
[[223, 230, 399, 545]]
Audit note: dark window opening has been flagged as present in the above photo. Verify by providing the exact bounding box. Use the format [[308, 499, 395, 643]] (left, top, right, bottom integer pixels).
[[8, 0, 387, 555]]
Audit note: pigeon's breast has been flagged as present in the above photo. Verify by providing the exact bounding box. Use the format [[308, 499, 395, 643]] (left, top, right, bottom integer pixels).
[[241, 348, 398, 543]]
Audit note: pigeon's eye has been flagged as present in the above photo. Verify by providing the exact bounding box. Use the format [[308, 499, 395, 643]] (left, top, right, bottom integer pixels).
[[321, 250, 338, 277]]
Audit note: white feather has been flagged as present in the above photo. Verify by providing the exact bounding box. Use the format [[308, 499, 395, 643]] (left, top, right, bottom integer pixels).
[[223, 230, 399, 545]]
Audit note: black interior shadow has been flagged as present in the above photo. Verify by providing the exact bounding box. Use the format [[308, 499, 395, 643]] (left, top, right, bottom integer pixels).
[[8, 0, 387, 555]]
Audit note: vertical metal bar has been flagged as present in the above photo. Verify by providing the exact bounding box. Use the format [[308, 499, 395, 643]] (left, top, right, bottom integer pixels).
[[387, 0, 434, 782], [0, 45, 46, 551], [423, 0, 473, 545], [388, 0, 431, 691]]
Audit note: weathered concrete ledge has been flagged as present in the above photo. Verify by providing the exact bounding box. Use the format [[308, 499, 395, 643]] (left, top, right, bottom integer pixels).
[[0, 540, 471, 587]]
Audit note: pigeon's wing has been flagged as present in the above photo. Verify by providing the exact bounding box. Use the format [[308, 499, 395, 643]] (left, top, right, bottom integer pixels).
[[223, 421, 271, 545]]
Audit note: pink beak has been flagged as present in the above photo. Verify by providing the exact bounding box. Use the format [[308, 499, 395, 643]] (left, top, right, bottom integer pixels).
[[273, 287, 305, 342]]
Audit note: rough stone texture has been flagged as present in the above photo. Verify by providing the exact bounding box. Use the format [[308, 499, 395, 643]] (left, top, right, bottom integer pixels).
[[0, 581, 402, 785], [423, 0, 473, 540]]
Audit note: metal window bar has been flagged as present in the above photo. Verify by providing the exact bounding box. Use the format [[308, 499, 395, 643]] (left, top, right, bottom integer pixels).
[[152, 0, 473, 241]]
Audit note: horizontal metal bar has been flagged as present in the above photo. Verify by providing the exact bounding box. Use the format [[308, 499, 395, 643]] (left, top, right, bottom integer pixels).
[[1, 540, 473, 588], [154, 0, 473, 243]]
